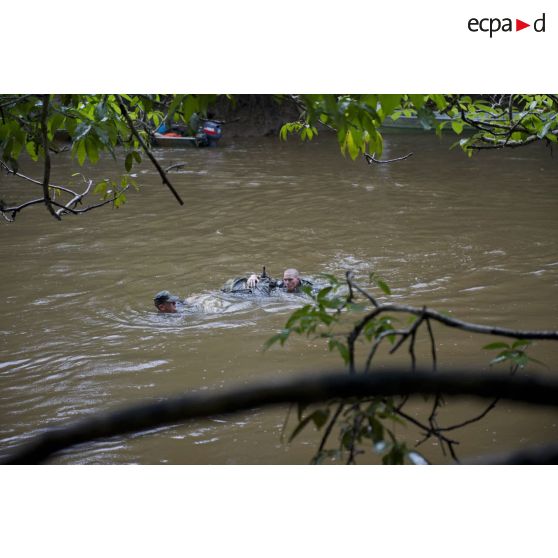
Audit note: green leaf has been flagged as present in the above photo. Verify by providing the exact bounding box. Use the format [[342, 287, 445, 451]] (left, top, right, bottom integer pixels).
[[285, 305, 313, 328], [85, 136, 99, 164], [369, 417, 384, 444], [94, 181, 109, 196], [451, 120, 464, 135], [346, 130, 360, 160], [25, 141, 39, 161], [483, 342, 510, 350], [263, 330, 290, 350], [311, 409, 330, 429], [429, 94, 448, 111], [113, 191, 126, 209], [376, 279, 391, 295], [76, 140, 86, 166], [328, 339, 350, 364], [409, 94, 426, 110], [48, 113, 65, 136], [125, 153, 133, 172], [289, 411, 319, 442], [316, 286, 333, 302], [378, 95, 401, 120]]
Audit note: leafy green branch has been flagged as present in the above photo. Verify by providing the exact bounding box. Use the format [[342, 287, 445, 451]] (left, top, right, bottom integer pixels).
[[267, 273, 558, 464], [1, 94, 224, 221], [278, 94, 558, 161]]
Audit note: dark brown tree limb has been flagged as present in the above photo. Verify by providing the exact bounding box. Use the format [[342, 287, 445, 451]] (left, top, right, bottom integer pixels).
[[4, 369, 558, 465], [346, 273, 379, 308], [1, 197, 45, 221], [40, 94, 61, 221], [425, 318, 437, 371], [352, 302, 558, 342], [115, 95, 184, 206]]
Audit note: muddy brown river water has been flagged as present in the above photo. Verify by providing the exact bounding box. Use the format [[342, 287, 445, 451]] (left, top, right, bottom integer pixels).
[[1, 131, 557, 464]]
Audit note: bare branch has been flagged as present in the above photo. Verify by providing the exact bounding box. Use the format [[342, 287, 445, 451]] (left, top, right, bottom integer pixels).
[[389, 311, 425, 355], [315, 402, 345, 459], [1, 182, 129, 220], [352, 302, 558, 342], [364, 151, 414, 164], [395, 406, 459, 454], [55, 179, 94, 217], [165, 162, 188, 172], [0, 160, 78, 196], [115, 95, 184, 206], [425, 318, 437, 372], [1, 197, 46, 221], [346, 273, 379, 308], [470, 135, 542, 150], [57, 185, 130, 215]]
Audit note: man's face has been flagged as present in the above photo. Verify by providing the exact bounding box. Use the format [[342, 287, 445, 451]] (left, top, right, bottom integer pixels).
[[282, 273, 301, 293], [157, 301, 177, 313]]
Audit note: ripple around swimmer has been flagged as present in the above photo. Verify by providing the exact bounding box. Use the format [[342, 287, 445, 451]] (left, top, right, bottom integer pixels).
[[93, 290, 314, 333]]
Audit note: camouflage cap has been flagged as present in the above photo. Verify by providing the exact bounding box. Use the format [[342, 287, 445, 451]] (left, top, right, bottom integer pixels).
[[154, 290, 180, 304]]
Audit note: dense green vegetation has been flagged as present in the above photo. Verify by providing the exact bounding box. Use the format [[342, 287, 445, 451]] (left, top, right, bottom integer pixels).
[[1, 94, 557, 221], [280, 94, 558, 158]]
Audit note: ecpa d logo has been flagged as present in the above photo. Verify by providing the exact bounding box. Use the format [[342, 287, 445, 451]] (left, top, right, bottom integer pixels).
[[468, 13, 546, 37]]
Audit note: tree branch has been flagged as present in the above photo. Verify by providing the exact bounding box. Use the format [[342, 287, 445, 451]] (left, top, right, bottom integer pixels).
[[4, 369, 558, 464], [115, 95, 184, 206], [364, 151, 414, 164], [0, 160, 77, 196], [40, 94, 61, 221], [315, 402, 345, 460], [351, 302, 558, 342], [1, 181, 128, 220]]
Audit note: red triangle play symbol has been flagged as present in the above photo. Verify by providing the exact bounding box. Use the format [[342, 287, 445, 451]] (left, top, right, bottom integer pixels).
[[516, 19, 530, 31]]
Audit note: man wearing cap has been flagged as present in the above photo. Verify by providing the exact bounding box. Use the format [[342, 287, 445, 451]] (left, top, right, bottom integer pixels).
[[153, 290, 181, 313]]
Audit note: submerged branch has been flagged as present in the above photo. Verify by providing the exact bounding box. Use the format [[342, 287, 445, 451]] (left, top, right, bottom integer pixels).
[[165, 162, 188, 172], [364, 151, 414, 164]]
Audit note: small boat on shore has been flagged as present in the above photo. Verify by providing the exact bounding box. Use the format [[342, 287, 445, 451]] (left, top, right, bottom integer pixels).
[[151, 119, 223, 148]]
